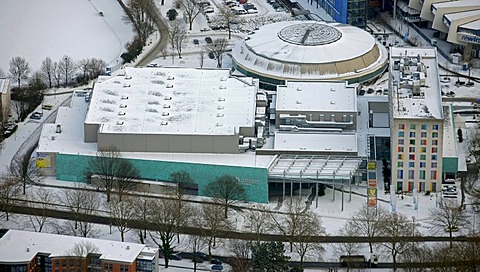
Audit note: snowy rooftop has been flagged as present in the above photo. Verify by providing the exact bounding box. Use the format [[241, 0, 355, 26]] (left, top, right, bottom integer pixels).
[[0, 78, 10, 94], [460, 18, 480, 30], [442, 105, 457, 158], [85, 67, 257, 136], [443, 10, 480, 22], [276, 81, 356, 112], [432, 0, 480, 10], [0, 230, 148, 263], [390, 47, 443, 119], [274, 132, 358, 153]]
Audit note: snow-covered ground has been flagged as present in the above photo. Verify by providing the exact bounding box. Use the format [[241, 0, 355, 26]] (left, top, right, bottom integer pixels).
[[0, 0, 135, 72]]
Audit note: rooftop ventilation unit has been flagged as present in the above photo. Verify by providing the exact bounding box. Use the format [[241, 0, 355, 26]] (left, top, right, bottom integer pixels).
[[125, 75, 132, 80], [161, 121, 168, 125], [118, 111, 126, 116], [330, 88, 335, 92], [164, 96, 172, 100], [116, 121, 124, 125], [216, 123, 223, 126], [120, 104, 127, 108], [166, 84, 173, 88], [162, 112, 169, 116], [220, 77, 227, 81], [296, 87, 301, 91], [219, 85, 226, 89], [167, 76, 175, 80], [56, 125, 62, 133], [330, 101, 335, 104], [121, 96, 129, 100], [123, 84, 131, 88], [218, 97, 225, 101], [218, 105, 224, 110], [163, 104, 171, 108], [296, 100, 301, 104], [217, 113, 224, 117]]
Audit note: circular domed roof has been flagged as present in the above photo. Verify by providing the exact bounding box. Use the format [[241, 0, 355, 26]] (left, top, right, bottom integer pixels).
[[231, 21, 388, 84]]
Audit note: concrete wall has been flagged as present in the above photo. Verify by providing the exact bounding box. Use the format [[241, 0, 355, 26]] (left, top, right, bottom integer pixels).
[[1, 81, 11, 122], [275, 110, 357, 130], [97, 133, 240, 153], [55, 153, 269, 203], [84, 123, 99, 142]]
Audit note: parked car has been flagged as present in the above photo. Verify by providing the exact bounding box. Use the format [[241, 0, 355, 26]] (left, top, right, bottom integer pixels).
[[205, 36, 213, 44], [147, 63, 158, 67], [204, 6, 214, 13], [170, 254, 182, 260], [210, 258, 222, 265], [247, 8, 258, 13], [211, 264, 223, 271], [30, 113, 42, 120], [193, 252, 208, 261], [193, 39, 199, 45], [42, 104, 53, 110]]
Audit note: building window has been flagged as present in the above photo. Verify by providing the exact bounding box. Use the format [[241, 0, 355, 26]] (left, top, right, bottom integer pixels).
[[420, 170, 426, 179], [420, 155, 426, 160], [420, 182, 425, 192], [397, 170, 404, 179], [420, 147, 426, 153], [408, 162, 415, 168], [408, 170, 414, 179], [420, 140, 427, 145], [398, 154, 404, 160], [432, 132, 438, 138], [398, 131, 404, 137], [409, 154, 415, 160], [399, 124, 405, 130], [421, 132, 427, 138], [432, 147, 438, 153], [125, 267, 129, 272], [431, 170, 437, 180], [410, 139, 415, 145], [410, 124, 416, 130], [398, 147, 404, 153], [397, 181, 403, 191], [410, 132, 416, 137], [431, 162, 437, 168], [432, 124, 439, 130], [432, 155, 437, 161], [420, 162, 426, 168], [421, 124, 427, 130], [398, 139, 404, 145], [409, 147, 415, 152], [432, 139, 438, 145], [398, 162, 403, 167]]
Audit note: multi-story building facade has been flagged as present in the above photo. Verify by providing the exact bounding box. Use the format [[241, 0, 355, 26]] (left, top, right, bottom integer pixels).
[[311, 0, 368, 28], [0, 78, 11, 122], [0, 230, 159, 272], [389, 47, 444, 193]]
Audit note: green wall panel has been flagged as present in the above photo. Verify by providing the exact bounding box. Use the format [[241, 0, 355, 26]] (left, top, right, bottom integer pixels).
[[442, 157, 458, 173], [56, 153, 269, 203]]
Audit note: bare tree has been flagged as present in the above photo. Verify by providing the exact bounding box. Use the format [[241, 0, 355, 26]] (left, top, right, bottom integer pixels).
[[189, 235, 206, 272], [467, 125, 480, 164], [40, 57, 54, 88], [333, 222, 364, 271], [198, 49, 205, 68], [109, 195, 136, 242], [169, 170, 195, 242], [217, 6, 238, 39], [78, 58, 90, 82], [228, 239, 252, 272], [168, 21, 185, 63], [205, 38, 228, 68], [128, 0, 156, 43], [179, 0, 202, 30], [0, 68, 5, 77], [349, 203, 387, 253], [429, 199, 469, 248], [28, 188, 56, 232], [244, 208, 270, 244], [174, 27, 187, 59], [197, 203, 232, 258], [132, 189, 150, 244], [11, 100, 30, 123], [269, 198, 325, 268], [204, 174, 246, 218], [88, 145, 139, 202], [378, 212, 416, 271], [58, 55, 76, 87], [9, 146, 37, 195], [66, 241, 100, 256], [62, 186, 100, 237], [9, 56, 31, 88], [149, 197, 190, 268], [86, 58, 107, 79], [0, 176, 21, 221], [52, 61, 62, 87]]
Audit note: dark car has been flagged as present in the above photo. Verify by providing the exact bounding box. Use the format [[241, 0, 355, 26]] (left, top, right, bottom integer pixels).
[[170, 253, 182, 260], [210, 258, 222, 265], [208, 52, 215, 59], [30, 112, 42, 120], [205, 36, 213, 44], [193, 252, 208, 260], [193, 39, 199, 45], [211, 264, 223, 271]]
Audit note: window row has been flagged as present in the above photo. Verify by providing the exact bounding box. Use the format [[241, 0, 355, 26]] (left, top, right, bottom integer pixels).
[[397, 154, 438, 161], [396, 181, 437, 192], [398, 139, 439, 145], [398, 131, 439, 138], [398, 161, 437, 168], [396, 170, 437, 180], [398, 124, 439, 130], [397, 147, 438, 153]]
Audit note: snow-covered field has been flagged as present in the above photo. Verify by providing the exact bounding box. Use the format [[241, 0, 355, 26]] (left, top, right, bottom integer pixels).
[[0, 0, 135, 72]]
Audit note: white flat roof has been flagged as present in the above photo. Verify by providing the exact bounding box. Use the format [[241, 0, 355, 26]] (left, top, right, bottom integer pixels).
[[0, 78, 9, 94], [442, 105, 457, 157], [443, 10, 480, 21], [85, 67, 257, 136], [432, 0, 480, 10], [390, 47, 443, 119], [276, 81, 357, 112], [274, 132, 358, 153], [461, 18, 480, 30], [0, 230, 146, 263]]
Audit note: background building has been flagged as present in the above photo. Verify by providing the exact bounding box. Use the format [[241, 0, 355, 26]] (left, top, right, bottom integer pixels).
[[0, 78, 11, 122], [231, 21, 388, 90], [389, 47, 444, 193], [0, 229, 158, 272]]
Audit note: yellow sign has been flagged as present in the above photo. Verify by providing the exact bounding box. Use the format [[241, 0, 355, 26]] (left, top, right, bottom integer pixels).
[[36, 154, 51, 168], [368, 161, 376, 170]]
